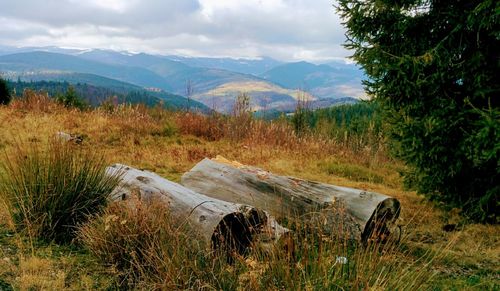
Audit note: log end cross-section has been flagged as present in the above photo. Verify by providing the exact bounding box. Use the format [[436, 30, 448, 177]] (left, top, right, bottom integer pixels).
[[181, 157, 401, 243], [106, 164, 289, 257]]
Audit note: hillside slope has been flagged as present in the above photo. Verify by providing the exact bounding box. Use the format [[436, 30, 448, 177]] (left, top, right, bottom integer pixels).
[[7, 79, 210, 111], [0, 48, 368, 112], [0, 103, 497, 290], [261, 61, 366, 99], [78, 50, 267, 95], [0, 51, 172, 91]]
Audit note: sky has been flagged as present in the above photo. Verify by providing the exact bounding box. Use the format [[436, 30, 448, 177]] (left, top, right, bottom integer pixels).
[[0, 0, 349, 62]]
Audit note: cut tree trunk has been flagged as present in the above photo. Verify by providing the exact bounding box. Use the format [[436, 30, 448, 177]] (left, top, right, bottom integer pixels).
[[181, 157, 401, 242], [106, 164, 289, 256]]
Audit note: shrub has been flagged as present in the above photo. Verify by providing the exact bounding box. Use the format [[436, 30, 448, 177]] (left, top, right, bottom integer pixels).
[[228, 93, 253, 141], [55, 86, 87, 110], [176, 112, 226, 141], [160, 119, 178, 137], [291, 91, 312, 136], [0, 139, 121, 243]]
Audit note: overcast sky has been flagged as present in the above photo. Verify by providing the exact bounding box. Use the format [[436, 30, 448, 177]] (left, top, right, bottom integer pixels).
[[0, 0, 349, 62]]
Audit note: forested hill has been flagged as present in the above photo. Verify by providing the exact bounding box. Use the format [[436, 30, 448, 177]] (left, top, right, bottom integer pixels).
[[7, 80, 210, 112]]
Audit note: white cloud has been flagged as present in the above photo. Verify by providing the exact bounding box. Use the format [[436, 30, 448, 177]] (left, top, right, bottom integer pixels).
[[200, 0, 286, 19], [0, 0, 349, 61], [67, 0, 138, 13]]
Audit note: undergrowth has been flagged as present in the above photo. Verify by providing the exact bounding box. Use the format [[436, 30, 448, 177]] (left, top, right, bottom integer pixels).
[[79, 198, 444, 290], [0, 91, 497, 290], [78, 198, 238, 290]]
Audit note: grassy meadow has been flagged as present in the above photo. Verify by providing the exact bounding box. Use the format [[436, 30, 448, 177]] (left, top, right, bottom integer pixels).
[[0, 92, 498, 290]]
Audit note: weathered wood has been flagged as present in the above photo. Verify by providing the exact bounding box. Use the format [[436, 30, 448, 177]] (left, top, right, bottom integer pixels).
[[181, 157, 401, 242], [106, 164, 288, 256]]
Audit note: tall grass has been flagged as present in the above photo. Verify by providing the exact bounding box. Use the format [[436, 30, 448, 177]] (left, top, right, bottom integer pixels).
[[172, 100, 388, 160], [0, 139, 122, 244], [176, 111, 227, 141], [9, 89, 60, 113], [78, 198, 240, 290], [308, 102, 384, 152], [79, 197, 442, 290]]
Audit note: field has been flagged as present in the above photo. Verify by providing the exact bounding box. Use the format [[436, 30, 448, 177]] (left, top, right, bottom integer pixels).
[[0, 95, 498, 290]]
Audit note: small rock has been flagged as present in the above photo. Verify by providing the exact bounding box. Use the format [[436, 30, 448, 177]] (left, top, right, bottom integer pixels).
[[335, 256, 348, 265], [56, 131, 84, 144]]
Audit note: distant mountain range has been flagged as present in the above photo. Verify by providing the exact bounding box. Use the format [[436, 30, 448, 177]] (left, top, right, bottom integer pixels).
[[0, 46, 366, 113], [0, 51, 172, 91], [165, 55, 283, 75], [260, 61, 365, 99]]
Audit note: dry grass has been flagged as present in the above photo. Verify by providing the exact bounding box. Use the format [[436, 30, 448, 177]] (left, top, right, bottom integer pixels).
[[16, 256, 66, 290], [9, 89, 61, 113], [0, 93, 498, 289], [78, 198, 236, 290], [78, 197, 445, 290]]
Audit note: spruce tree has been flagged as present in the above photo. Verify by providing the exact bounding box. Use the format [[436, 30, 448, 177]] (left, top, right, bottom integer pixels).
[[56, 85, 86, 109], [0, 78, 11, 105], [337, 0, 499, 222]]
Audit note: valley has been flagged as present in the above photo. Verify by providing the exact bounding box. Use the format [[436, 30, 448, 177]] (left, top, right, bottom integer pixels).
[[0, 46, 365, 113]]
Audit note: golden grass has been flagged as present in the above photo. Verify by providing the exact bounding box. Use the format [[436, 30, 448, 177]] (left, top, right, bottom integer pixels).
[[17, 256, 66, 290], [77, 194, 447, 290], [0, 95, 498, 289]]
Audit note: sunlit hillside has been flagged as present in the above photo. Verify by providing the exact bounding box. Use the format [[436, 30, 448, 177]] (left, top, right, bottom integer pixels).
[[194, 81, 316, 112]]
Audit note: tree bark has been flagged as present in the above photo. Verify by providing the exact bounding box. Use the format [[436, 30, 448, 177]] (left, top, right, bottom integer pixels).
[[181, 157, 401, 242], [106, 164, 289, 256]]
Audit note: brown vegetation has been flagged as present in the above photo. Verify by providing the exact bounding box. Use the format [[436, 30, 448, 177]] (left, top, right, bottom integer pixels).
[[0, 91, 498, 290]]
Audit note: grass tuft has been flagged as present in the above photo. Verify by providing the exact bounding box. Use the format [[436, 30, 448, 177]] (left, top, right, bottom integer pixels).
[[0, 138, 121, 244]]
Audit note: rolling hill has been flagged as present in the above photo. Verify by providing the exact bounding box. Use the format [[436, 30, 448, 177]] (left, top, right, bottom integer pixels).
[[193, 81, 318, 112], [0, 50, 300, 112], [0, 47, 367, 112], [5, 77, 209, 111], [5, 71, 141, 93], [260, 61, 366, 99], [0, 51, 173, 91], [77, 50, 267, 95]]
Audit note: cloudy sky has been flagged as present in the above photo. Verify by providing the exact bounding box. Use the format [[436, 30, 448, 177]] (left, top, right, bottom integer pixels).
[[0, 0, 349, 62]]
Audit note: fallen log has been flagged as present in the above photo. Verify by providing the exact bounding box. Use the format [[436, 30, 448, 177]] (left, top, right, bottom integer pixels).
[[106, 164, 289, 257], [181, 157, 401, 242]]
